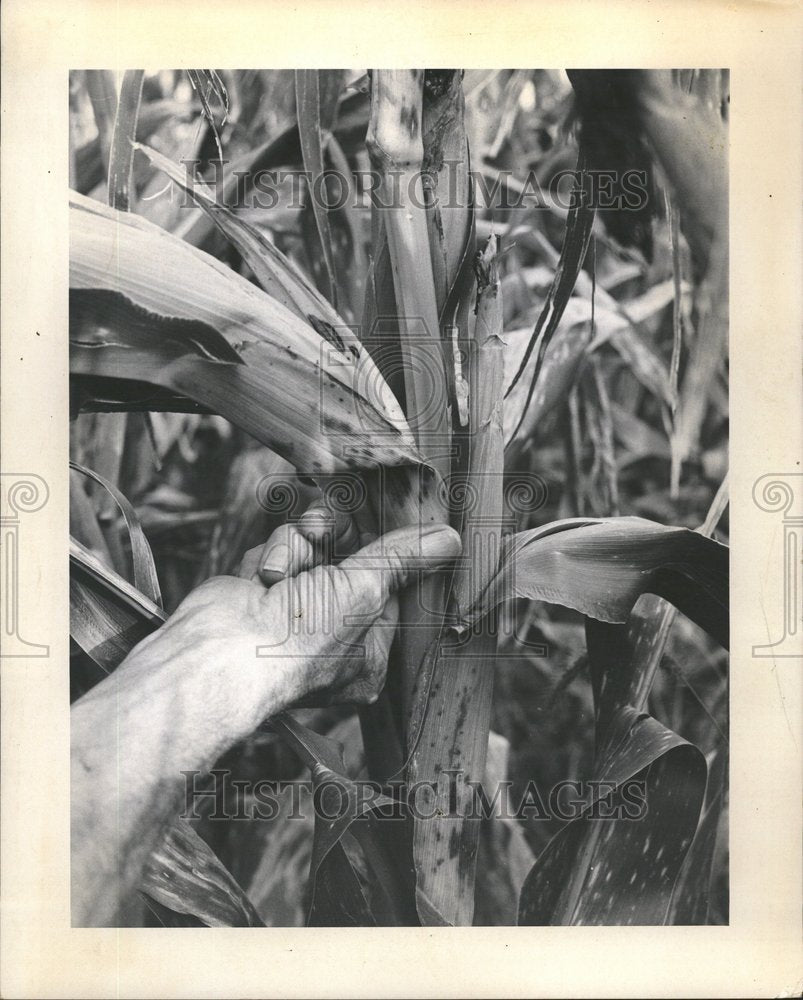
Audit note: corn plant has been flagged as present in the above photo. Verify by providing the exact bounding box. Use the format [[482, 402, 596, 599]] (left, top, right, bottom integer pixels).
[[69, 68, 729, 926]]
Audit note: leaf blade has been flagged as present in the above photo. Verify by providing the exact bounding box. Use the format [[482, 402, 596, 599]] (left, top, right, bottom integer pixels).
[[468, 516, 729, 648], [518, 706, 707, 926], [70, 192, 421, 474]]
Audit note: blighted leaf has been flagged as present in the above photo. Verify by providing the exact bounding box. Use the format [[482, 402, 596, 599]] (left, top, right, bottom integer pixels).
[[71, 287, 243, 365], [135, 141, 346, 332], [518, 705, 706, 925], [668, 746, 728, 924], [70, 192, 421, 474], [70, 537, 165, 673], [467, 516, 728, 648], [142, 820, 264, 927]]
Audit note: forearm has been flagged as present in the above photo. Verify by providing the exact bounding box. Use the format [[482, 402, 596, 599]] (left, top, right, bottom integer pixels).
[[70, 621, 306, 925]]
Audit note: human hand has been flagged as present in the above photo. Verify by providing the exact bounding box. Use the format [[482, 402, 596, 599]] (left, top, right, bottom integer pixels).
[[237, 501, 396, 706], [138, 506, 461, 742], [71, 504, 460, 928]]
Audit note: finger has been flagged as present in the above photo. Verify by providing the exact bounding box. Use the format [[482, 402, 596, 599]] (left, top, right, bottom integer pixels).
[[255, 500, 334, 585], [258, 501, 360, 585], [352, 494, 379, 548], [237, 544, 266, 580], [297, 502, 359, 556], [258, 523, 317, 586], [334, 523, 461, 614], [295, 501, 338, 543]]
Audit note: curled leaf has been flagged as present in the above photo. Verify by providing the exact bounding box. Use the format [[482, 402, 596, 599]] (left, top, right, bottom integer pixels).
[[465, 516, 728, 648]]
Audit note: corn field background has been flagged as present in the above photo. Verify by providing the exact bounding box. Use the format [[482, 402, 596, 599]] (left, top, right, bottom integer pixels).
[[69, 68, 729, 927]]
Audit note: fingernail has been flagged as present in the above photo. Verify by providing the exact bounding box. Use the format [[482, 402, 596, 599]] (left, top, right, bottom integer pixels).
[[419, 524, 461, 559], [298, 507, 334, 541], [421, 522, 451, 535], [260, 542, 291, 584]]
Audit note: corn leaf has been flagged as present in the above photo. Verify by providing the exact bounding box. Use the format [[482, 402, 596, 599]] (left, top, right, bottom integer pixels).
[[366, 70, 450, 472], [268, 713, 413, 926], [504, 314, 591, 445], [295, 70, 344, 308], [70, 461, 161, 606], [70, 192, 421, 474], [364, 71, 453, 755], [668, 745, 728, 924], [466, 516, 729, 649], [135, 142, 346, 332], [324, 133, 369, 323], [172, 88, 369, 251], [84, 70, 118, 176], [672, 241, 728, 472], [636, 70, 727, 270], [70, 537, 165, 672], [505, 147, 596, 441], [140, 894, 205, 927], [518, 552, 722, 929], [610, 477, 729, 725], [142, 820, 264, 927], [518, 703, 706, 925], [422, 70, 473, 315], [608, 325, 674, 409]]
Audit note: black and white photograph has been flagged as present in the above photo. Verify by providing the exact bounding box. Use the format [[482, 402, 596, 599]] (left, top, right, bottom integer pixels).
[[1, 2, 801, 997], [68, 67, 731, 929]]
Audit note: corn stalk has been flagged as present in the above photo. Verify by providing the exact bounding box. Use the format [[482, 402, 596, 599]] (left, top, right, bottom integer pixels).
[[409, 236, 505, 924], [365, 70, 452, 728], [363, 70, 503, 925]]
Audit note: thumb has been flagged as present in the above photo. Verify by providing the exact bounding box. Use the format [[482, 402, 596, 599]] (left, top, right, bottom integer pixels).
[[334, 523, 461, 614]]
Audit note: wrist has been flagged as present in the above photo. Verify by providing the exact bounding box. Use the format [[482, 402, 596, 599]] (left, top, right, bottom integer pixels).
[[119, 620, 310, 767]]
